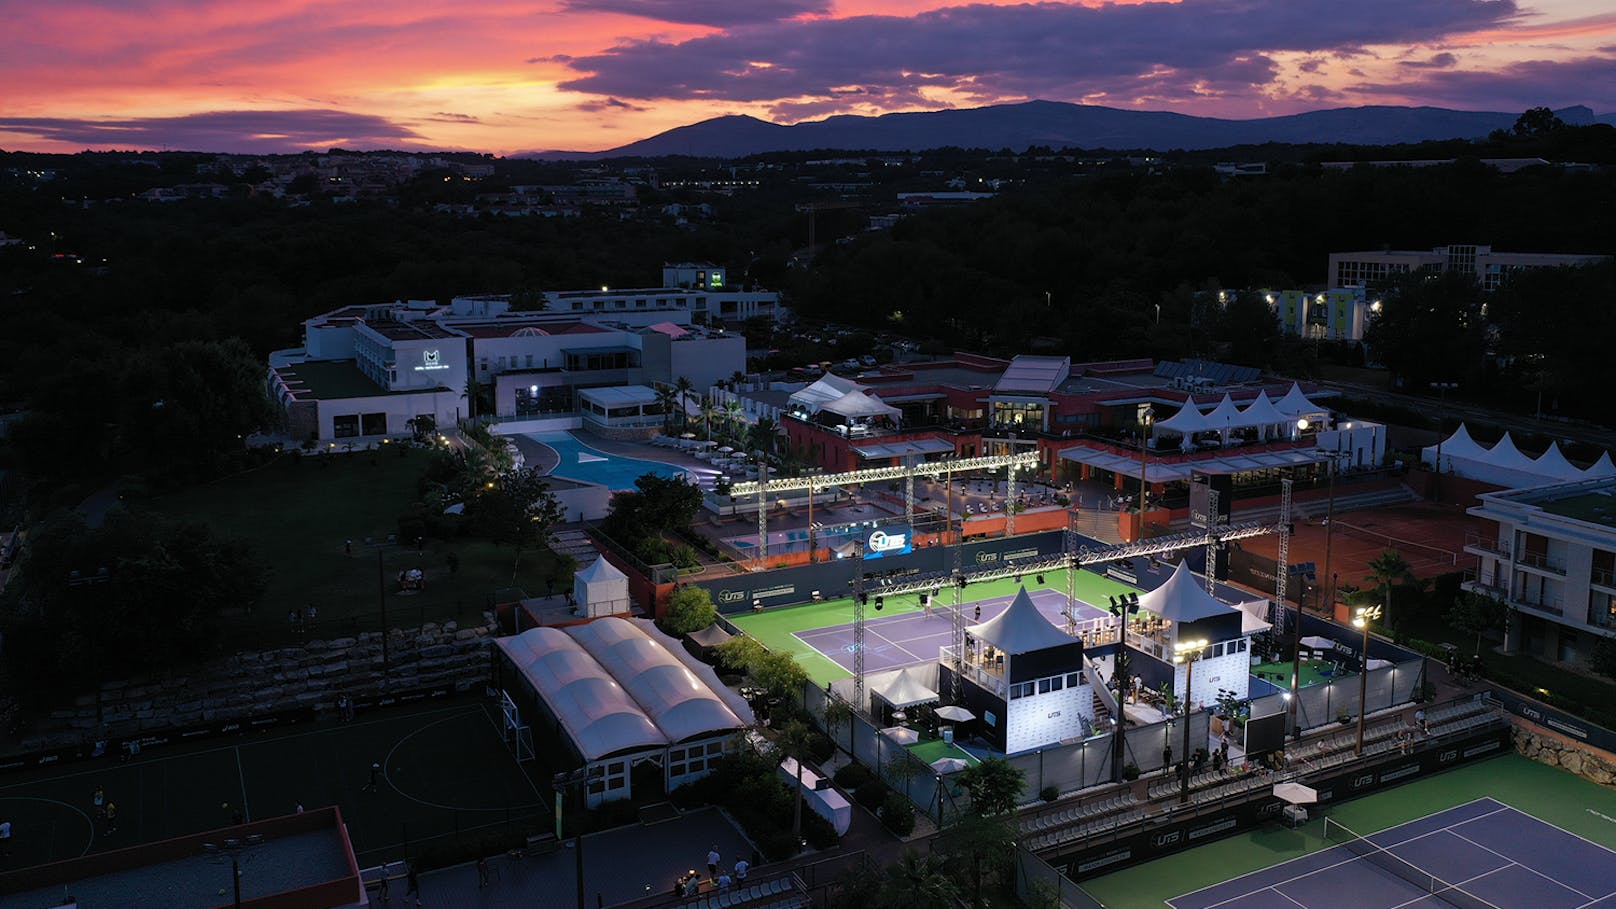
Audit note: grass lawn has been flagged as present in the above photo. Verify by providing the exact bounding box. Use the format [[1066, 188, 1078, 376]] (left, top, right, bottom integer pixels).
[[133, 448, 569, 640], [730, 568, 1140, 686], [906, 737, 979, 766], [1252, 660, 1335, 688], [1080, 753, 1616, 909]]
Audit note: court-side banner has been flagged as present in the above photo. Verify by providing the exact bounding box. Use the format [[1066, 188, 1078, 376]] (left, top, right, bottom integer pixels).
[[1485, 687, 1616, 755], [1051, 725, 1511, 881], [700, 531, 1068, 612], [862, 525, 914, 560]]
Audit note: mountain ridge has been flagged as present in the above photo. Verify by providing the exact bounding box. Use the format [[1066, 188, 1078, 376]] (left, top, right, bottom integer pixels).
[[524, 100, 1612, 159]]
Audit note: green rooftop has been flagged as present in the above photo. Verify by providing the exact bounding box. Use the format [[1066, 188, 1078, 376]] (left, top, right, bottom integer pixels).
[[275, 360, 424, 400], [1539, 491, 1616, 529]]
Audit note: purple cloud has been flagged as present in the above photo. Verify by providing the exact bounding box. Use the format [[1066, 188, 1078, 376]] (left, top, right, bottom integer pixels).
[[1348, 54, 1616, 109], [575, 97, 651, 112], [0, 109, 423, 153], [558, 0, 1520, 107], [1401, 52, 1459, 68], [561, 0, 830, 26]]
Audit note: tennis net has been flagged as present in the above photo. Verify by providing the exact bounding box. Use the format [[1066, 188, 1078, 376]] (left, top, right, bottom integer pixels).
[[1323, 817, 1502, 909], [1331, 521, 1458, 566]]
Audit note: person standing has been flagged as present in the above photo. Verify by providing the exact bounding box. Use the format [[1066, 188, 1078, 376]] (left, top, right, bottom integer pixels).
[[706, 846, 720, 880], [404, 863, 422, 906], [733, 857, 749, 881], [103, 802, 118, 836], [477, 855, 490, 888], [364, 761, 381, 792], [92, 785, 105, 818], [0, 819, 12, 856]]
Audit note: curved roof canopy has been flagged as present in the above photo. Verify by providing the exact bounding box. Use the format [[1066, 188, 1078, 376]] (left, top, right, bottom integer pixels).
[[496, 618, 753, 760], [1138, 561, 1237, 623], [967, 586, 1075, 655]]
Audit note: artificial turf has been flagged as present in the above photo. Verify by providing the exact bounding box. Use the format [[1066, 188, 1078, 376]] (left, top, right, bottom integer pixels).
[[729, 568, 1141, 685], [1250, 659, 1336, 688]]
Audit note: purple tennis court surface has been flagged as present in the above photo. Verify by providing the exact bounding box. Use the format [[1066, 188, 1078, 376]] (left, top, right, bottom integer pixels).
[[1168, 797, 1616, 909], [794, 588, 1110, 674]]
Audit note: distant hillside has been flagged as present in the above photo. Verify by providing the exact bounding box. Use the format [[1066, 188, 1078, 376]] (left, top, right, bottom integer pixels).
[[528, 100, 1609, 159]]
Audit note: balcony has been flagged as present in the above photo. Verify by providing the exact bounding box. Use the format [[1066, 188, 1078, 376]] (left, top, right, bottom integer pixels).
[[1592, 566, 1616, 591], [1462, 532, 1511, 560], [941, 644, 1006, 697], [1515, 552, 1567, 576]]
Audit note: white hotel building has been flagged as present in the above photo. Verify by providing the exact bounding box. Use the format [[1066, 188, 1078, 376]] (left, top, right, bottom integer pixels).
[[269, 289, 748, 442]]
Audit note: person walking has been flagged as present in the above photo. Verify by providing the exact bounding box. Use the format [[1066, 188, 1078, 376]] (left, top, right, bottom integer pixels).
[[364, 761, 382, 792], [404, 864, 422, 906], [477, 855, 490, 888], [102, 802, 118, 836]]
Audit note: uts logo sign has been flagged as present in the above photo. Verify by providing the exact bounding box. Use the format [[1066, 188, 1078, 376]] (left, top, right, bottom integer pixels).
[[1350, 773, 1375, 790], [1153, 831, 1182, 848], [414, 349, 451, 372], [717, 590, 745, 604], [975, 552, 999, 564], [863, 526, 913, 559]]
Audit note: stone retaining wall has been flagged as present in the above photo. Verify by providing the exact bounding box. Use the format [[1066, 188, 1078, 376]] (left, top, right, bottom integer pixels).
[[1511, 722, 1616, 789], [21, 618, 497, 752]]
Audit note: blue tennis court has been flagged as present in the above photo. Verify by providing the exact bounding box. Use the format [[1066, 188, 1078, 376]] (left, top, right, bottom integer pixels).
[[794, 587, 1110, 674], [529, 431, 689, 491], [1169, 797, 1616, 909]]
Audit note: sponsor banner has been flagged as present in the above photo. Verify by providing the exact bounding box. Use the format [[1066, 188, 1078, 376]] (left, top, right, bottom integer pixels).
[[1055, 726, 1510, 880], [863, 526, 913, 560], [1487, 687, 1616, 754]]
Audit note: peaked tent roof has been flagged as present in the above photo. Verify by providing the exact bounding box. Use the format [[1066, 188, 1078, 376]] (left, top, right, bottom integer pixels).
[[788, 374, 866, 411], [684, 622, 732, 649], [967, 586, 1075, 654], [1586, 452, 1616, 478], [1531, 443, 1585, 481], [1275, 383, 1328, 418], [822, 390, 901, 419], [876, 666, 940, 708], [1202, 394, 1246, 430], [1155, 400, 1213, 433], [1238, 391, 1291, 426], [1479, 432, 1538, 471], [1421, 423, 1492, 468], [1137, 561, 1237, 623], [576, 557, 627, 584]]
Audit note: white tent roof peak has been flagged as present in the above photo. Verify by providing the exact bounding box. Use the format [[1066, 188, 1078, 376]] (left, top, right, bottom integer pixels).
[[1155, 400, 1212, 433], [877, 667, 940, 709], [1276, 383, 1326, 418], [1481, 432, 1537, 470], [1137, 561, 1237, 623], [1531, 443, 1584, 481], [1202, 394, 1244, 428], [822, 390, 900, 419], [788, 374, 866, 412], [576, 557, 627, 583], [1238, 391, 1290, 426], [966, 586, 1075, 655], [1586, 452, 1616, 478]]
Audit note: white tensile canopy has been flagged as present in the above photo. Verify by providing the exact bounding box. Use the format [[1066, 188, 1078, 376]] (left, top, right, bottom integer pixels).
[[1155, 400, 1213, 434], [1421, 423, 1490, 469], [1587, 452, 1616, 479], [788, 374, 866, 412], [574, 556, 631, 618], [875, 666, 940, 709], [1531, 443, 1585, 481], [967, 586, 1075, 655], [1202, 394, 1246, 440], [1237, 391, 1292, 440], [821, 390, 901, 420], [1137, 561, 1236, 623], [1273, 782, 1318, 804], [1275, 383, 1328, 419]]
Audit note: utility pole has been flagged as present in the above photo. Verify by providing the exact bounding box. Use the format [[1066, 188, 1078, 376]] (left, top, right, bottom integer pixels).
[[377, 549, 390, 676]]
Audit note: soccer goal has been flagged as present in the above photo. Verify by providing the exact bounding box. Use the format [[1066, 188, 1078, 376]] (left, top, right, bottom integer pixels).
[[500, 689, 535, 763]]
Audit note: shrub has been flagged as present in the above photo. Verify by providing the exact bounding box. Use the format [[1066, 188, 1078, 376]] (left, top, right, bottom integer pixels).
[[807, 732, 835, 764], [1040, 785, 1059, 803], [834, 763, 873, 790], [880, 793, 915, 836], [1122, 764, 1141, 781], [854, 780, 888, 810]]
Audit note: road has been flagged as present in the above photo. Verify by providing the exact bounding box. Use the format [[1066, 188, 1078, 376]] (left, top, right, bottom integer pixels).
[[1318, 379, 1616, 453]]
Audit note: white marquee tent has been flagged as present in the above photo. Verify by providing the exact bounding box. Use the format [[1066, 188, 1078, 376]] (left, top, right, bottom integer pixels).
[[1422, 423, 1613, 489], [574, 556, 631, 618]]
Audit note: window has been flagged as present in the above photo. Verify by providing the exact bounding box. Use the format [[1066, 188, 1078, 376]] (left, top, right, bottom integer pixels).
[[360, 413, 387, 435], [1010, 682, 1034, 699], [1066, 673, 1081, 687], [332, 414, 359, 438], [1039, 676, 1064, 694]]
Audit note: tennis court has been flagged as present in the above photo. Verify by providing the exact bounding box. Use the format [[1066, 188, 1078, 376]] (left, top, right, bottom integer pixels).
[[796, 587, 1112, 676], [1169, 797, 1616, 909], [730, 569, 1140, 685], [0, 697, 548, 872]]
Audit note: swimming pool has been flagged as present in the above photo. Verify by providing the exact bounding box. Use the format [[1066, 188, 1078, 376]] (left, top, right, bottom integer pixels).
[[530, 432, 689, 491]]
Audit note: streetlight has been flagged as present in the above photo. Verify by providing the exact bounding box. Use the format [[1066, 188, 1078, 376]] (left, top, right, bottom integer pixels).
[[1353, 605, 1382, 755], [202, 835, 264, 909], [1138, 405, 1154, 541], [1173, 637, 1208, 804], [1429, 382, 1457, 501]]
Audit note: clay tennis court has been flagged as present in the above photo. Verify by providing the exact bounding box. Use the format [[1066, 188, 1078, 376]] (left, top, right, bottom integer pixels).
[[1238, 500, 1487, 594]]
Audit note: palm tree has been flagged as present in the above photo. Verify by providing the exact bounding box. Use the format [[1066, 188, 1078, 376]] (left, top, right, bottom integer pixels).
[[674, 376, 695, 432], [1365, 549, 1416, 624], [724, 398, 745, 440], [749, 417, 778, 457], [462, 375, 483, 421], [654, 385, 678, 433], [879, 851, 958, 909], [823, 697, 854, 754], [775, 719, 816, 839], [698, 398, 720, 441]]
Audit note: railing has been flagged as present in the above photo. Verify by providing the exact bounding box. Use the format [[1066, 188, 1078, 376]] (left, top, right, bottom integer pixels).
[[1509, 594, 1564, 617], [1460, 570, 1509, 603], [1516, 551, 1567, 575], [1463, 532, 1511, 559], [1593, 566, 1616, 589], [940, 644, 1007, 696]]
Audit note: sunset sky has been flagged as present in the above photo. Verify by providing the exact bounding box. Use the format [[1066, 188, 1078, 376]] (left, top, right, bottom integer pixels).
[[2, 0, 1613, 155]]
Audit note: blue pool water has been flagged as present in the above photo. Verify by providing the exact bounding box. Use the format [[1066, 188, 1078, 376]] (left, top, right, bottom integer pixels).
[[530, 432, 688, 491]]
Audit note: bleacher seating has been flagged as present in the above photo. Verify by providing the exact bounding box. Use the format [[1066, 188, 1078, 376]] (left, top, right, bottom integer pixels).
[[683, 875, 807, 909]]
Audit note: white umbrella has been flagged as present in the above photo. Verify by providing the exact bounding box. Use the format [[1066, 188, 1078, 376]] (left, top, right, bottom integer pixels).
[[1273, 782, 1318, 805], [681, 432, 697, 439], [935, 705, 975, 722], [930, 757, 970, 774], [442, 502, 465, 515], [881, 726, 919, 745], [718, 446, 736, 453], [1300, 636, 1336, 650]]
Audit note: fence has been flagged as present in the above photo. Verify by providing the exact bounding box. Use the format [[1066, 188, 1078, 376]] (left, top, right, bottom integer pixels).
[[1014, 845, 1106, 909], [1246, 655, 1425, 735]]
